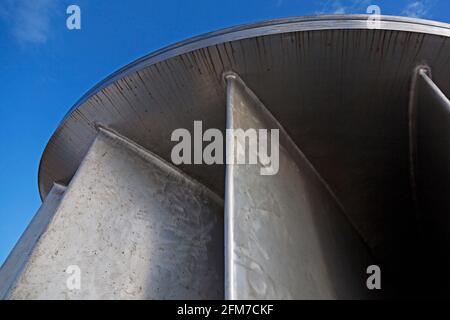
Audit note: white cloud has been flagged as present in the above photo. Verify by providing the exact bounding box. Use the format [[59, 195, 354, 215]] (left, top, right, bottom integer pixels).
[[402, 1, 430, 18], [315, 0, 372, 15], [0, 0, 57, 44]]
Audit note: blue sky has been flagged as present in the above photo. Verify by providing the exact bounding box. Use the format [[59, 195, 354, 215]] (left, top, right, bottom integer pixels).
[[0, 0, 449, 266]]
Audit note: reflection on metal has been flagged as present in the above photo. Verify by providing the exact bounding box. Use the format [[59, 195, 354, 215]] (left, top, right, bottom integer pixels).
[[414, 70, 450, 219], [2, 15, 450, 299], [409, 68, 450, 294], [224, 73, 373, 299], [0, 183, 66, 299], [1, 128, 223, 299], [37, 15, 450, 268], [408, 66, 432, 220]]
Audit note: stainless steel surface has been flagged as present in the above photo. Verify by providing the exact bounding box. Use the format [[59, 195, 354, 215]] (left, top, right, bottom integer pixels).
[[224, 73, 374, 299], [5, 128, 223, 299], [409, 69, 450, 295], [0, 183, 66, 299], [415, 70, 450, 221], [4, 14, 450, 299], [38, 15, 450, 268]]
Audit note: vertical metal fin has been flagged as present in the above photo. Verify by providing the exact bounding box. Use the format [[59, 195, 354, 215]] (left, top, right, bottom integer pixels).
[[224, 72, 374, 299], [4, 128, 223, 299], [410, 68, 450, 294]]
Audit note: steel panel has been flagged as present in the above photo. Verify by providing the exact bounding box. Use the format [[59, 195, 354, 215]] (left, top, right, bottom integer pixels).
[[11, 14, 448, 299], [0, 183, 66, 299], [224, 73, 374, 299]]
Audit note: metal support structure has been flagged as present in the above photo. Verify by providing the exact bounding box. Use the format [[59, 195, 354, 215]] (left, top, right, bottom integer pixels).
[[2, 15, 450, 299], [1, 128, 223, 299], [408, 68, 450, 295], [414, 69, 450, 220], [0, 183, 66, 299], [224, 72, 374, 299]]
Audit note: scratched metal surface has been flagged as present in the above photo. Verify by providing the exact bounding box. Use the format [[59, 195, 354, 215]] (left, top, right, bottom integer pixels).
[[9, 129, 223, 299], [224, 74, 374, 299], [38, 15, 450, 263]]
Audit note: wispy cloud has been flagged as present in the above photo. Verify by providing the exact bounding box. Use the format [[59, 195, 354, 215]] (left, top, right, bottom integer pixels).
[[315, 0, 372, 15], [402, 1, 432, 18], [0, 0, 57, 45], [332, 5, 346, 14]]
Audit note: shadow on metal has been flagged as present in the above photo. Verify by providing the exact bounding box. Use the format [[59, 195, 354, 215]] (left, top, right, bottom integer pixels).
[[1, 15, 450, 299]]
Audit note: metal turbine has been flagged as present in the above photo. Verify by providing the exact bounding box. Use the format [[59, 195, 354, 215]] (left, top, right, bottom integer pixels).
[[1, 15, 450, 299]]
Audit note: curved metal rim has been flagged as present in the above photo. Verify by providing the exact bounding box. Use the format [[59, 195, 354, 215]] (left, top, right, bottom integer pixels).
[[38, 14, 450, 200]]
